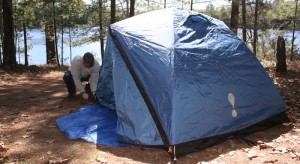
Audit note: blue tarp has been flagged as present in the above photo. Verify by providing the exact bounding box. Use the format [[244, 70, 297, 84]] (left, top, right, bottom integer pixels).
[[56, 104, 129, 147]]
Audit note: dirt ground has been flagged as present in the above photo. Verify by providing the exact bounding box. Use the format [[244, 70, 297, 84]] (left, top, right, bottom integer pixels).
[[0, 63, 300, 164]]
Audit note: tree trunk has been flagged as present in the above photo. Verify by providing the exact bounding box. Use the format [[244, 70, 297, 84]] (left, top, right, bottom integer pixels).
[[230, 0, 239, 34], [242, 0, 247, 42], [290, 0, 298, 61], [2, 0, 16, 66], [44, 1, 56, 64], [0, 36, 2, 64], [276, 36, 287, 74], [23, 22, 28, 66], [68, 5, 72, 63], [53, 0, 60, 66], [45, 25, 56, 64], [0, 0, 2, 65], [126, 0, 129, 17], [0, 42, 2, 64], [61, 18, 64, 66], [99, 0, 104, 61], [262, 34, 266, 59], [14, 0, 19, 64], [68, 26, 72, 63], [60, 0, 64, 66], [129, 0, 135, 17], [111, 0, 116, 24], [164, 0, 166, 9], [190, 0, 193, 10], [253, 0, 259, 55], [0, 47, 2, 65]]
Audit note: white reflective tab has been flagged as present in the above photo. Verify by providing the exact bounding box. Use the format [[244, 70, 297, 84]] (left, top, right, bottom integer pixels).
[[228, 93, 237, 118], [228, 92, 235, 107], [232, 109, 237, 118]]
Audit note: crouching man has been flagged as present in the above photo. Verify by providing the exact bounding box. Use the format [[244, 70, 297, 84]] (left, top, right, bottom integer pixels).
[[63, 52, 100, 100]]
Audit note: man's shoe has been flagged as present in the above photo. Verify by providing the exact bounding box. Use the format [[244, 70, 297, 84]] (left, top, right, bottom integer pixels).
[[67, 93, 75, 98]]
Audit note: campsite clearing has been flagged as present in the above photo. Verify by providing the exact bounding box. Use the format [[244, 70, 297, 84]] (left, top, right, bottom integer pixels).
[[0, 64, 300, 163]]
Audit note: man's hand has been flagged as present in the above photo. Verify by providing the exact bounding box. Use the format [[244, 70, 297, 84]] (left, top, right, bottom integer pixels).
[[90, 92, 97, 100], [81, 92, 89, 100]]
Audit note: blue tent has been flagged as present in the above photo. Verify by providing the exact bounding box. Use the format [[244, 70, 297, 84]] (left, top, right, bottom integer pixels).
[[95, 8, 288, 159]]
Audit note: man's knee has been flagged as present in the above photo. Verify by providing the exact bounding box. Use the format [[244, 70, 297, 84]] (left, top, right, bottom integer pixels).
[[63, 71, 73, 82]]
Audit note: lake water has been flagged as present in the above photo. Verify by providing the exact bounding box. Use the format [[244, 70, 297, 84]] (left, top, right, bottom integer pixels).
[[16, 29, 102, 65], [16, 28, 299, 66]]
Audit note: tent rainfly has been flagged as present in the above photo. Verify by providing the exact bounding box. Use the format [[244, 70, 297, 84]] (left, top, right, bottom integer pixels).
[[96, 8, 289, 160]]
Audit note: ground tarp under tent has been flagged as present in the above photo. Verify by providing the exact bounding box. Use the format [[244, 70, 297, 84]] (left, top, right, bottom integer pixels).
[[57, 8, 289, 159]]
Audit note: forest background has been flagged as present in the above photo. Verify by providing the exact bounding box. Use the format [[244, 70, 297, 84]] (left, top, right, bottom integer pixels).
[[0, 0, 299, 68]]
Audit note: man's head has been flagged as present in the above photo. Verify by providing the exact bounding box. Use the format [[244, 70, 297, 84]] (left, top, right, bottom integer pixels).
[[83, 52, 94, 68]]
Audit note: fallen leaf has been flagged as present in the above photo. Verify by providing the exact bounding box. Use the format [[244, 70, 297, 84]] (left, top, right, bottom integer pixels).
[[263, 159, 278, 163], [211, 161, 225, 164], [0, 154, 9, 161], [200, 162, 209, 164], [260, 153, 266, 157], [258, 142, 274, 149], [228, 151, 236, 156], [48, 124, 57, 128], [48, 157, 69, 164], [45, 139, 55, 144], [26, 127, 34, 131], [257, 140, 264, 144], [241, 148, 250, 153], [271, 147, 288, 154], [275, 136, 286, 143], [14, 141, 22, 145], [96, 157, 108, 163], [21, 114, 29, 117], [0, 144, 9, 152], [247, 154, 259, 160], [99, 151, 107, 155], [57, 105, 64, 108], [290, 152, 298, 158], [282, 122, 293, 126], [292, 135, 299, 140], [247, 150, 258, 160], [22, 135, 30, 139]]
